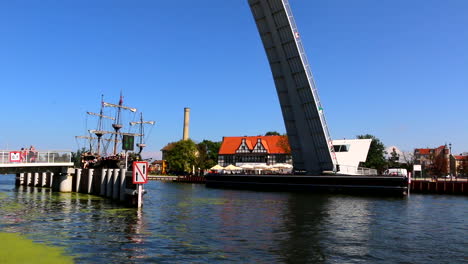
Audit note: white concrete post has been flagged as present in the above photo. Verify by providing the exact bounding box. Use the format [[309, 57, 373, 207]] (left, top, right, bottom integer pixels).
[[41, 172, 47, 187], [56, 174, 73, 192], [48, 172, 54, 188], [75, 169, 82, 193], [87, 169, 94, 194], [100, 169, 107, 196], [33, 172, 40, 187], [112, 169, 120, 200], [106, 169, 114, 198], [18, 173, 25, 186], [119, 169, 127, 201], [26, 173, 32, 186]]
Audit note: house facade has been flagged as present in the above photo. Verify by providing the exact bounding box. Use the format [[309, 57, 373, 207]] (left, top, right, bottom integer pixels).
[[414, 145, 450, 176], [218, 136, 292, 167], [451, 155, 468, 176]]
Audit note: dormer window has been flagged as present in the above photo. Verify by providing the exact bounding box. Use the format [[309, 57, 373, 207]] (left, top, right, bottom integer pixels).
[[236, 138, 251, 153], [253, 138, 267, 153]]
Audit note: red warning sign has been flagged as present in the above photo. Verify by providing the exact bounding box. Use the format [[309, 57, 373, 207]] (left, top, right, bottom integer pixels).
[[132, 161, 148, 184]]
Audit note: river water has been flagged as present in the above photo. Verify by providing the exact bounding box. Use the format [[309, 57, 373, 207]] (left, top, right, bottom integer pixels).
[[0, 175, 466, 263]]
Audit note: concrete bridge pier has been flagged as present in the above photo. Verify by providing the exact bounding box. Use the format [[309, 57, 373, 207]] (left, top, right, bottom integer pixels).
[[15, 173, 25, 186], [87, 169, 94, 194], [26, 173, 33, 186], [106, 169, 114, 198], [33, 172, 40, 187], [41, 172, 47, 187], [74, 169, 82, 193], [119, 169, 126, 202], [100, 169, 107, 196], [55, 173, 73, 193], [112, 169, 120, 200]]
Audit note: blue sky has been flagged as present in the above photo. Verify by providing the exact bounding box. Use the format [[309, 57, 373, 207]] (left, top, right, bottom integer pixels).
[[0, 0, 467, 158]]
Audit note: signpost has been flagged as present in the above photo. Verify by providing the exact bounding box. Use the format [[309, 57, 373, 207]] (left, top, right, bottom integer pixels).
[[133, 161, 148, 208], [9, 151, 21, 162]]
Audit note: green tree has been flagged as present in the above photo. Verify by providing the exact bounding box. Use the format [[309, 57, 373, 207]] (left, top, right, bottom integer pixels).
[[71, 147, 88, 167], [265, 131, 281, 136], [164, 139, 198, 174], [357, 134, 387, 173], [196, 140, 221, 170]]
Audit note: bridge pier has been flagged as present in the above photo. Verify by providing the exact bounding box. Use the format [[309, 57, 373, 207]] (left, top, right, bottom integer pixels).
[[106, 169, 114, 198], [33, 172, 40, 187], [11, 167, 139, 207], [100, 169, 107, 196]]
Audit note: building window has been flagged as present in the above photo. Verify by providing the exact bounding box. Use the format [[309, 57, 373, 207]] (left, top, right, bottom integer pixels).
[[333, 145, 350, 152]]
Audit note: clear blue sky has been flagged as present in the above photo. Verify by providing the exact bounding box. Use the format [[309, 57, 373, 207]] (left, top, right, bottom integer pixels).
[[1, 0, 467, 159]]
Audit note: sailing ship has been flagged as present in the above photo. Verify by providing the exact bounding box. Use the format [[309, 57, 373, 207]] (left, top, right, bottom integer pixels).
[[75, 94, 155, 169]]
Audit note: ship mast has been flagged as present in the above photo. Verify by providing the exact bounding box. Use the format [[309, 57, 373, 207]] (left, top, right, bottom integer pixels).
[[92, 95, 115, 155], [103, 92, 137, 155], [129, 113, 155, 154], [76, 95, 115, 155]]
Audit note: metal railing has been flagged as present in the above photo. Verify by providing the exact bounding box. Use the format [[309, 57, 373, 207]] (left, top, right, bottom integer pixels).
[[0, 150, 72, 164], [282, 0, 338, 168], [338, 164, 378, 175]]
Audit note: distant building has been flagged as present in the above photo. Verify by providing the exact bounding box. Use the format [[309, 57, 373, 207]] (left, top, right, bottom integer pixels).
[[414, 145, 450, 175], [218, 136, 374, 175], [451, 155, 468, 177], [218, 135, 292, 167]]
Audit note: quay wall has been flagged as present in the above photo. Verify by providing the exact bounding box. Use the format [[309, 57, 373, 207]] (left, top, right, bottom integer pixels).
[[410, 180, 467, 195]]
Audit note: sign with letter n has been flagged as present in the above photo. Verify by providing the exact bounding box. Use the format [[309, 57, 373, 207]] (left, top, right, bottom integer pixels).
[[122, 135, 135, 151], [133, 161, 148, 184], [9, 151, 21, 162]]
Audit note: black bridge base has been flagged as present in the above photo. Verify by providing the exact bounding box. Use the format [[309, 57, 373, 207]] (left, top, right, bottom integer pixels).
[[205, 174, 409, 196]]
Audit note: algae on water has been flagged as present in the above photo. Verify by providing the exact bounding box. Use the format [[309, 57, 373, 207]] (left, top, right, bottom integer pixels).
[[0, 232, 74, 264]]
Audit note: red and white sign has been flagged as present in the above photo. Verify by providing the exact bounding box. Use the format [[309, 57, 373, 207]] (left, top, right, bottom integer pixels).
[[132, 161, 148, 184], [9, 151, 21, 162]]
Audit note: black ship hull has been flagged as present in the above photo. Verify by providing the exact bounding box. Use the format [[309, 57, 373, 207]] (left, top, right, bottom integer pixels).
[[205, 174, 408, 196]]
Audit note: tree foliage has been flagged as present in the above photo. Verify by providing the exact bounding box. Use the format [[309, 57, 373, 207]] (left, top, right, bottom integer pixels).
[[276, 135, 291, 154], [164, 139, 198, 174], [196, 140, 221, 170], [265, 131, 281, 136], [163, 139, 221, 174], [357, 134, 387, 173], [71, 147, 88, 167]]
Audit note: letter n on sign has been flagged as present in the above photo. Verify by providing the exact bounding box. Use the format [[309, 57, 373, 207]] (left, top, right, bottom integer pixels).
[[133, 161, 148, 184]]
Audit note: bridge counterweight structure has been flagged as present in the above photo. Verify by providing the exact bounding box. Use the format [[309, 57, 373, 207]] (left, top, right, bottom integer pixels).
[[248, 0, 337, 174]]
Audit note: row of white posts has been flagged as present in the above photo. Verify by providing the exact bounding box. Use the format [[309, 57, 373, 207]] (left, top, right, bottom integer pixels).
[[16, 168, 139, 206]]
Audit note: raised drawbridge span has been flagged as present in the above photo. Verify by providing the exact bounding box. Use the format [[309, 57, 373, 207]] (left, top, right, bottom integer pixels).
[[248, 0, 337, 174]]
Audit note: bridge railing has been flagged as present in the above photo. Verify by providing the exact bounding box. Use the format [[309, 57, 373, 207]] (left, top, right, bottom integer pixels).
[[0, 150, 72, 164]]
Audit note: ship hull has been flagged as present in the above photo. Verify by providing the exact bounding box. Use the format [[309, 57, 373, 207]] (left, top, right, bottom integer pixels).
[[205, 174, 408, 196]]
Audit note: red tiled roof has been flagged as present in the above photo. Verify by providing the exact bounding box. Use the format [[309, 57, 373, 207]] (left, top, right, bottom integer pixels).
[[454, 155, 468, 161], [416, 148, 431, 155], [219, 136, 289, 155]]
